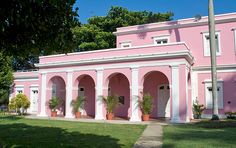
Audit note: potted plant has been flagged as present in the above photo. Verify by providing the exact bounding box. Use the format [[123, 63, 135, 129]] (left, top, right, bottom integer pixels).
[[49, 96, 60, 117], [192, 100, 205, 119], [103, 95, 119, 120], [71, 96, 86, 118], [139, 93, 153, 121]]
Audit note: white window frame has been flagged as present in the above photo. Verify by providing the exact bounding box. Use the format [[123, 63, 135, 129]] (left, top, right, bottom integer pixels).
[[204, 80, 223, 109], [15, 85, 24, 95], [233, 28, 236, 53], [120, 42, 131, 48], [202, 32, 221, 56], [153, 35, 170, 45]]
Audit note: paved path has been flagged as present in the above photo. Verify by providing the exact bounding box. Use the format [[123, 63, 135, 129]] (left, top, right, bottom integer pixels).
[[133, 123, 163, 148]]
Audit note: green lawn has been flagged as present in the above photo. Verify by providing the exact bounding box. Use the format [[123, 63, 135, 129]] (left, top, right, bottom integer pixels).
[[163, 120, 236, 148], [0, 116, 146, 148]]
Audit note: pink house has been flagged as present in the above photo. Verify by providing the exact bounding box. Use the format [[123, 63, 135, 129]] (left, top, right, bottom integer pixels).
[[11, 12, 236, 123]]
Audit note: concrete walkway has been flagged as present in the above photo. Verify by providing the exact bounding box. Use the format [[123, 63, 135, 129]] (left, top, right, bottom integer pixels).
[[133, 123, 163, 148]]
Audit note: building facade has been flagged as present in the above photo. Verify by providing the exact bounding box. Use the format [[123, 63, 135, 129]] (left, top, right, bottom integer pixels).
[[11, 13, 236, 122]]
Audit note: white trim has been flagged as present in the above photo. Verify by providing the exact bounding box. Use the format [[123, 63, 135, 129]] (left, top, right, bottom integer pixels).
[[202, 32, 221, 56], [39, 42, 189, 59], [170, 65, 181, 123], [37, 50, 193, 68], [203, 79, 224, 83], [129, 67, 141, 121], [65, 71, 74, 118], [39, 60, 190, 74], [193, 64, 236, 73], [38, 73, 47, 117], [30, 85, 39, 87], [95, 69, 105, 120], [14, 78, 38, 82], [15, 85, 24, 88]]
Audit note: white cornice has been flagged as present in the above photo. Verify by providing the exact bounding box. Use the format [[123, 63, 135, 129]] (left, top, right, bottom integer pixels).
[[39, 42, 189, 59], [39, 60, 189, 74], [193, 64, 236, 72], [36, 50, 194, 68], [114, 17, 236, 36]]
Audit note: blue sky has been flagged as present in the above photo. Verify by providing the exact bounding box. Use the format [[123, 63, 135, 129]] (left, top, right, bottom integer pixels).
[[74, 0, 236, 24]]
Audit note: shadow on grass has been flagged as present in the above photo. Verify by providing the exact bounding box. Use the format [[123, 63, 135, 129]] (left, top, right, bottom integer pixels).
[[0, 123, 123, 148], [0, 115, 23, 121], [163, 120, 236, 148]]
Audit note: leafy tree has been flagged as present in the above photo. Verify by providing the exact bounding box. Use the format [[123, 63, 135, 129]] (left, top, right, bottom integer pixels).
[[0, 0, 79, 70], [72, 6, 173, 51], [0, 52, 13, 105], [9, 93, 30, 115]]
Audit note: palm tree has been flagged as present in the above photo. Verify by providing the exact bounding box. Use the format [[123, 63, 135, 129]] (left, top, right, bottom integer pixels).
[[208, 0, 219, 120]]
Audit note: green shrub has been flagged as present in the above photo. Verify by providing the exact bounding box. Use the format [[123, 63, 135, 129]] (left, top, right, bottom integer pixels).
[[139, 93, 153, 115], [103, 95, 119, 114], [49, 96, 60, 111], [71, 96, 86, 113], [192, 100, 205, 119], [9, 94, 30, 115], [225, 112, 236, 119]]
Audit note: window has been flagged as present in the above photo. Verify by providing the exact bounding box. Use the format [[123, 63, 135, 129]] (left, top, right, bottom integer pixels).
[[204, 80, 223, 109], [52, 84, 56, 97], [78, 87, 85, 97], [153, 35, 170, 45], [118, 96, 125, 105], [203, 32, 221, 56], [108, 87, 111, 96], [120, 42, 131, 48], [15, 86, 24, 95]]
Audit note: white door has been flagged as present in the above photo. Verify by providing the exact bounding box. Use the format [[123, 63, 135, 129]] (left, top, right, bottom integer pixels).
[[157, 84, 170, 117], [30, 88, 38, 114]]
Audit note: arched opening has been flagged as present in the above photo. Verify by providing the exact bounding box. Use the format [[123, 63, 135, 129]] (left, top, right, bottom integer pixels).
[[48, 76, 66, 116], [107, 73, 130, 119], [143, 71, 170, 119], [76, 75, 95, 118]]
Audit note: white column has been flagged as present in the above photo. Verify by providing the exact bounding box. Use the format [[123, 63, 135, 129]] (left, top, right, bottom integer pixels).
[[170, 65, 181, 123], [38, 72, 47, 117], [65, 70, 74, 118], [130, 66, 141, 121], [191, 71, 198, 118], [95, 68, 105, 120], [185, 67, 190, 122]]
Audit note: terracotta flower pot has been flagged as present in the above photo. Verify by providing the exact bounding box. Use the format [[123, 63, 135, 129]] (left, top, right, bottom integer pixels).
[[106, 113, 113, 120], [142, 114, 150, 121], [51, 111, 57, 117], [75, 112, 81, 118]]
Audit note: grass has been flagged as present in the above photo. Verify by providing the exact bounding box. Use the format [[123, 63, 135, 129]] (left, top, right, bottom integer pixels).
[[163, 120, 236, 148], [0, 115, 146, 148]]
